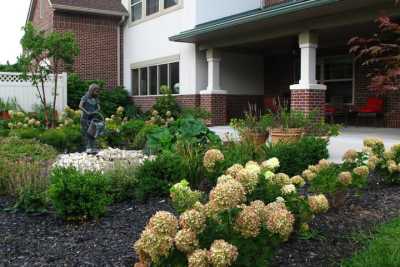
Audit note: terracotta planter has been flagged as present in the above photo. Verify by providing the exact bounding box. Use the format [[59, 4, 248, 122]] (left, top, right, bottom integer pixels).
[[242, 131, 268, 146], [0, 111, 10, 120], [270, 128, 304, 144], [328, 191, 346, 209]]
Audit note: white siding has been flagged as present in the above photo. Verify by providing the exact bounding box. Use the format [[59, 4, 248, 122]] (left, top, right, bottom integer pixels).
[[196, 0, 261, 25]]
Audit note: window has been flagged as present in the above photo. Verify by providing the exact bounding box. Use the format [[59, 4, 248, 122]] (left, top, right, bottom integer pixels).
[[149, 66, 158, 95], [130, 0, 179, 23], [146, 0, 159, 15], [131, 0, 142, 22], [131, 69, 139, 96], [39, 0, 45, 19], [140, 68, 148, 95], [164, 0, 178, 9], [170, 62, 180, 94], [318, 57, 354, 104], [131, 62, 180, 96]]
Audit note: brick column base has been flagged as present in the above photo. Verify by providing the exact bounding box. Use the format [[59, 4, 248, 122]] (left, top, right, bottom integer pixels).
[[290, 89, 326, 120], [200, 94, 227, 126]]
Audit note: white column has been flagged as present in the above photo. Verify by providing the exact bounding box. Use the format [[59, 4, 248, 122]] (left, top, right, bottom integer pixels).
[[201, 48, 226, 94], [290, 31, 326, 90]]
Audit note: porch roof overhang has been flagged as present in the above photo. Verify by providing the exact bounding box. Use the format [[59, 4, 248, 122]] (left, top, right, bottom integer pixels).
[[170, 0, 397, 49]]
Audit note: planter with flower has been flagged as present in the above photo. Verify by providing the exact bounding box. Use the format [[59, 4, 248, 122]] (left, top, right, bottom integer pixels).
[[230, 109, 273, 146], [133, 151, 331, 267], [270, 108, 309, 144]]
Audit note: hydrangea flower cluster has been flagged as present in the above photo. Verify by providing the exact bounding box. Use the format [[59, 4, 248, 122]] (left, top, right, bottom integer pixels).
[[264, 201, 295, 241], [170, 180, 203, 213], [7, 110, 42, 129], [290, 175, 306, 187], [261, 157, 280, 171], [353, 166, 370, 177], [343, 149, 359, 163], [338, 171, 352, 186], [188, 249, 209, 267], [209, 240, 238, 267], [209, 179, 246, 213], [203, 149, 225, 171], [179, 208, 207, 234], [308, 194, 330, 214], [234, 205, 261, 238], [53, 148, 154, 173], [134, 211, 178, 264], [175, 229, 199, 253]]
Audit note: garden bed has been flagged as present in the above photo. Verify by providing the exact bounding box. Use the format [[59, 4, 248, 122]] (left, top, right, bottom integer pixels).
[[1, 180, 400, 266]]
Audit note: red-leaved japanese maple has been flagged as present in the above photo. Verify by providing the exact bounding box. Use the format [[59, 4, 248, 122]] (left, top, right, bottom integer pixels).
[[349, 13, 400, 94]]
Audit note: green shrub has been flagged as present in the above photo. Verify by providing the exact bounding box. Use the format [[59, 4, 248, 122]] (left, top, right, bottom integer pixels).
[[0, 137, 56, 196], [48, 167, 112, 221], [133, 124, 159, 150], [12, 185, 49, 213], [39, 125, 82, 152], [262, 137, 329, 176], [120, 119, 145, 148], [99, 86, 131, 118], [9, 127, 43, 139], [152, 86, 181, 118], [104, 165, 138, 203], [181, 107, 211, 120], [134, 151, 185, 201], [68, 74, 140, 118]]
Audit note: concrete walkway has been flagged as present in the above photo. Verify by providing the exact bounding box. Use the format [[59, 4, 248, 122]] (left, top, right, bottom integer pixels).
[[209, 126, 400, 163]]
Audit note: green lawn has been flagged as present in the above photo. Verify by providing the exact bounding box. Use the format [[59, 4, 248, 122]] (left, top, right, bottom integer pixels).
[[341, 217, 400, 267]]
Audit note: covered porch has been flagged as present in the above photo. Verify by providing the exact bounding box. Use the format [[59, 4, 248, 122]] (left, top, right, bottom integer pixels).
[[171, 0, 400, 127]]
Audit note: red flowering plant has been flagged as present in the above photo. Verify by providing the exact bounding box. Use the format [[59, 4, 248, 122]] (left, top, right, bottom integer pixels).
[[349, 11, 400, 94]]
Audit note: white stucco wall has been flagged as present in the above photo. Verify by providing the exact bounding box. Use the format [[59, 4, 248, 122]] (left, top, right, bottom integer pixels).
[[121, 0, 263, 96], [220, 52, 264, 95], [122, 0, 199, 95], [196, 0, 261, 25]]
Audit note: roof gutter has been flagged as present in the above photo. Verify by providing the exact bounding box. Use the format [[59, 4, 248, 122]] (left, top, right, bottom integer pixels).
[[52, 4, 129, 17], [169, 0, 340, 42]]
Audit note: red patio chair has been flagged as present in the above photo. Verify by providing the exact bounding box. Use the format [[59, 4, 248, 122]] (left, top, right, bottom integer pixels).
[[325, 104, 336, 123], [263, 96, 279, 113], [356, 97, 384, 127]]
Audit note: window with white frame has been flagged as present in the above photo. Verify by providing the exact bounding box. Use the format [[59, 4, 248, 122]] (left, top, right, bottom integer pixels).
[[39, 0, 45, 19], [131, 62, 180, 96], [146, 0, 159, 16], [130, 0, 179, 22], [164, 0, 178, 9], [131, 0, 143, 22], [317, 56, 354, 104]]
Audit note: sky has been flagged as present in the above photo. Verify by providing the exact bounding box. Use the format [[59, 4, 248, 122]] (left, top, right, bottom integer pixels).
[[0, 0, 30, 64]]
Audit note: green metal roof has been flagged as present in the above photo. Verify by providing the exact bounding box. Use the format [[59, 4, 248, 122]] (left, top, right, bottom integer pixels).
[[170, 0, 340, 42]]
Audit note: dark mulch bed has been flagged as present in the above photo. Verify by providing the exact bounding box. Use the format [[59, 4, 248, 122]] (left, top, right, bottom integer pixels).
[[0, 198, 173, 267], [1, 181, 400, 267], [272, 182, 400, 267]]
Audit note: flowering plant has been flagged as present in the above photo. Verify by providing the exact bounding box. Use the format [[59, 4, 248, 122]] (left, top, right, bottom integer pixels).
[[134, 159, 329, 267]]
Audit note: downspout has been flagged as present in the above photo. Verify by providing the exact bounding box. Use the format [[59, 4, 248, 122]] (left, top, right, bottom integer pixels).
[[117, 15, 127, 87]]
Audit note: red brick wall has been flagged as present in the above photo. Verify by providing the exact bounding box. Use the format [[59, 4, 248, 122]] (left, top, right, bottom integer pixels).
[[130, 95, 201, 112], [291, 89, 326, 119], [200, 94, 227, 126], [31, 0, 54, 32], [355, 63, 400, 128], [53, 11, 120, 89]]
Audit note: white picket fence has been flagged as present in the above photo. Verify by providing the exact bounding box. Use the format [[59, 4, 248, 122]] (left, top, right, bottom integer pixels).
[[0, 72, 68, 113]]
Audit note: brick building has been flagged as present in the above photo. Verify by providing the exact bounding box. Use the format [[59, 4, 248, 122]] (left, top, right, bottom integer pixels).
[[27, 0, 400, 127], [27, 0, 128, 89]]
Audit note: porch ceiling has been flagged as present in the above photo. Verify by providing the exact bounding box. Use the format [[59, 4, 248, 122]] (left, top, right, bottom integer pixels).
[[221, 21, 377, 56], [170, 0, 398, 50]]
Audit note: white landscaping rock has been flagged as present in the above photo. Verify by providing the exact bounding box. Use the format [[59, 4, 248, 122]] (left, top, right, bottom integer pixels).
[[53, 148, 155, 173]]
